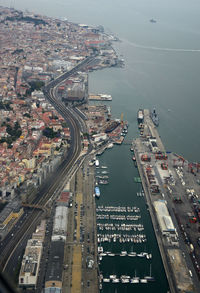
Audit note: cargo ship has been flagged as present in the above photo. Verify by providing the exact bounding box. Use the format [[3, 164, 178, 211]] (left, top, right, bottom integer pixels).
[[95, 186, 100, 198], [150, 108, 159, 127], [89, 93, 112, 101], [137, 109, 144, 124]]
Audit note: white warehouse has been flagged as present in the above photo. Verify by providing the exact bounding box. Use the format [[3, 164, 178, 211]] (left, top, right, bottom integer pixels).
[[154, 200, 176, 235], [51, 206, 68, 242]]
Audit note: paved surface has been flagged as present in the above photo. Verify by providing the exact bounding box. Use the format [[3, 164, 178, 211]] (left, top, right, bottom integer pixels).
[[71, 193, 82, 293], [62, 159, 98, 293]]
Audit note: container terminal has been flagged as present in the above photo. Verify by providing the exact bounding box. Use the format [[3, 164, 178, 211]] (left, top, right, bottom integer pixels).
[[132, 109, 200, 293]]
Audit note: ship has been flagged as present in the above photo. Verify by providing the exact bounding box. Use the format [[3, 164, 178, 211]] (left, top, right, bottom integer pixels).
[[150, 18, 157, 23], [95, 186, 100, 198], [99, 180, 109, 185], [105, 120, 120, 133], [137, 109, 144, 124], [150, 108, 159, 126]]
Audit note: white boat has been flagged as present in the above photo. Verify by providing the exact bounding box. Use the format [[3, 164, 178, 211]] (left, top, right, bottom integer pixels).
[[130, 278, 139, 284], [112, 278, 120, 283], [121, 275, 130, 279], [98, 246, 103, 253], [95, 159, 99, 166], [137, 252, 147, 257], [144, 264, 155, 281], [99, 253, 107, 256], [120, 251, 127, 256], [140, 278, 148, 283], [108, 253, 115, 256], [121, 278, 130, 283], [103, 278, 110, 283], [128, 252, 136, 257], [109, 275, 117, 279]]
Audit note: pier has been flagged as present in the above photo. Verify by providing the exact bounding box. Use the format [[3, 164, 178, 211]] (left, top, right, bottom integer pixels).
[[133, 109, 199, 293]]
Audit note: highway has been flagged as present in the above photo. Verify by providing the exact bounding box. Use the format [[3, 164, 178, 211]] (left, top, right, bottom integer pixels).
[[0, 55, 95, 283]]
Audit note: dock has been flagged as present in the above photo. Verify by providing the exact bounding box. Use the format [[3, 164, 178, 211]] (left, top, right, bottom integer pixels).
[[133, 109, 199, 293]]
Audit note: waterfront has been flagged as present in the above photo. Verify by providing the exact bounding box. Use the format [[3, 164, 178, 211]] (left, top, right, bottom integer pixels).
[[2, 0, 200, 291]]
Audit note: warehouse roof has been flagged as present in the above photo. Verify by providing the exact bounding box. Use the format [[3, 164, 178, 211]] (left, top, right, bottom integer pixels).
[[154, 200, 175, 233], [45, 241, 65, 282]]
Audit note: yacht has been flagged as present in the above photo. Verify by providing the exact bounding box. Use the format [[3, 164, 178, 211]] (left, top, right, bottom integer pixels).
[[103, 278, 110, 283], [128, 252, 136, 257], [108, 253, 115, 256], [112, 278, 120, 283], [144, 264, 155, 281], [109, 275, 117, 279], [130, 278, 139, 284], [120, 251, 127, 256], [140, 278, 148, 283]]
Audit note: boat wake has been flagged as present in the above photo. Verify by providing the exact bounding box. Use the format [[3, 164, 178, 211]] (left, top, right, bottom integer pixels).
[[123, 39, 200, 53]]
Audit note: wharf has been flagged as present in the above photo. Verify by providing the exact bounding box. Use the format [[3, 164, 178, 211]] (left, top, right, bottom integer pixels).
[[133, 109, 197, 293]]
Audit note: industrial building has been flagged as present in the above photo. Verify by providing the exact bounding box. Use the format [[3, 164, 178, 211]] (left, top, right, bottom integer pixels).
[[51, 205, 68, 242], [154, 200, 176, 235], [44, 240, 64, 292], [18, 220, 46, 289], [18, 239, 43, 288]]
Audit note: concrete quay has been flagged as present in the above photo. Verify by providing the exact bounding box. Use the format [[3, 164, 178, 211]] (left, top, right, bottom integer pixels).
[[133, 109, 199, 293]]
